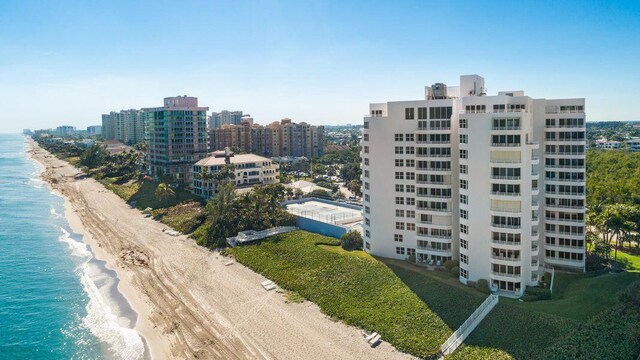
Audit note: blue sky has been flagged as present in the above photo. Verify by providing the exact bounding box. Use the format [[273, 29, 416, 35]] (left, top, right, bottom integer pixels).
[[0, 0, 638, 132]]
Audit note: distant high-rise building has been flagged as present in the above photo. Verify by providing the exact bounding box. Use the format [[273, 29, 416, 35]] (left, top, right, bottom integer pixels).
[[102, 114, 115, 140], [86, 125, 102, 136], [209, 110, 243, 129], [362, 74, 586, 296], [55, 126, 76, 137], [101, 110, 145, 144], [209, 119, 324, 158], [144, 96, 209, 185]]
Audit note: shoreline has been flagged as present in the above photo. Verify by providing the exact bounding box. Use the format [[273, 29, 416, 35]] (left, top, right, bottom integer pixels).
[[27, 140, 162, 360], [27, 137, 415, 360]]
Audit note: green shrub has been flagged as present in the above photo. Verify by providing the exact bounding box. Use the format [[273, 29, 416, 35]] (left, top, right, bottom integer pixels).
[[526, 286, 551, 300], [451, 266, 460, 276], [476, 279, 490, 294], [444, 259, 460, 271], [340, 230, 363, 251]]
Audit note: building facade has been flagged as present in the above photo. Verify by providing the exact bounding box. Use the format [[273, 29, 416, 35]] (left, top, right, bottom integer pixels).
[[86, 125, 102, 136], [209, 118, 324, 158], [209, 110, 243, 129], [362, 75, 586, 296], [192, 151, 279, 199], [144, 96, 209, 185], [55, 126, 76, 136], [101, 109, 146, 144]]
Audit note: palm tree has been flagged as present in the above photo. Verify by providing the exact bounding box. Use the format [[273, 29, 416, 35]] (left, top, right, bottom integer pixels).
[[155, 183, 176, 203]]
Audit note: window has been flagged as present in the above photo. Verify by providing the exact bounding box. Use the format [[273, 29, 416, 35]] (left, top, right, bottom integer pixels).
[[460, 149, 468, 159], [365, 241, 370, 250], [364, 134, 369, 141], [364, 121, 369, 129], [364, 158, 369, 165], [460, 224, 468, 234], [365, 206, 370, 214], [364, 182, 370, 190], [394, 234, 403, 242], [460, 164, 467, 174], [460, 134, 468, 144], [364, 194, 370, 202], [407, 223, 415, 231], [460, 180, 468, 189], [406, 185, 415, 193], [460, 254, 468, 264], [460, 209, 468, 219], [460, 119, 468, 128], [365, 230, 370, 238], [405, 146, 415, 154], [395, 146, 404, 154], [364, 170, 369, 178], [405, 108, 415, 120], [396, 247, 405, 255], [406, 159, 415, 167], [395, 222, 405, 230], [394, 133, 403, 141], [418, 107, 428, 120], [395, 209, 405, 217], [395, 171, 404, 180], [395, 184, 404, 192], [395, 159, 404, 167], [429, 106, 453, 119], [406, 210, 415, 218], [461, 238, 468, 249], [406, 197, 415, 206], [364, 146, 369, 153], [460, 268, 468, 279], [395, 197, 404, 205], [405, 134, 415, 142], [460, 194, 468, 204], [406, 172, 415, 180]]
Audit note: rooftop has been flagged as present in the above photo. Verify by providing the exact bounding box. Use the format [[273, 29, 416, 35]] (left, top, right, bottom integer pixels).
[[195, 153, 272, 166], [285, 199, 362, 227]]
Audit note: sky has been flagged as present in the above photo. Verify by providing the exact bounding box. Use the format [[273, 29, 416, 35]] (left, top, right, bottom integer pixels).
[[0, 0, 639, 132]]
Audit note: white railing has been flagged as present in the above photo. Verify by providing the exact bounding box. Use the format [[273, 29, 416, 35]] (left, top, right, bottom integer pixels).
[[440, 294, 499, 356], [227, 226, 298, 247]]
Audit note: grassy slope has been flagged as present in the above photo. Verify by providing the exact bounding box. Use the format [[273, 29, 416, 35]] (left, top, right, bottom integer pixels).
[[227, 230, 485, 359]]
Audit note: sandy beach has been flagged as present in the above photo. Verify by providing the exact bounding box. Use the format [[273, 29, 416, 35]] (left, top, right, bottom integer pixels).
[[28, 139, 414, 360]]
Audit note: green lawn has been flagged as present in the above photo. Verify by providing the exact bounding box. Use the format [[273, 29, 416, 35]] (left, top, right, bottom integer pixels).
[[226, 230, 485, 359], [508, 272, 640, 321], [612, 248, 640, 272]]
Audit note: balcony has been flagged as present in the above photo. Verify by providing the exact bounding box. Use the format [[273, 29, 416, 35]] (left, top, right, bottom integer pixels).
[[492, 126, 522, 131], [416, 180, 451, 186], [490, 175, 521, 180], [491, 271, 522, 278], [544, 164, 585, 169], [416, 167, 452, 173], [545, 217, 585, 224], [416, 193, 452, 199], [416, 153, 452, 158], [544, 177, 585, 183], [417, 245, 452, 253], [490, 239, 522, 246], [545, 203, 585, 210], [491, 223, 521, 229], [490, 191, 521, 197], [491, 255, 521, 262], [415, 140, 451, 145], [490, 207, 522, 214], [416, 207, 452, 214], [490, 158, 521, 164]]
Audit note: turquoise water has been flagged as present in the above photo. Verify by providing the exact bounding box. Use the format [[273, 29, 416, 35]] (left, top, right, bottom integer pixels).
[[0, 134, 144, 359]]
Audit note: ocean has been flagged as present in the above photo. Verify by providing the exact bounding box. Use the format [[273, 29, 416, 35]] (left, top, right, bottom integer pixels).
[[0, 134, 145, 360]]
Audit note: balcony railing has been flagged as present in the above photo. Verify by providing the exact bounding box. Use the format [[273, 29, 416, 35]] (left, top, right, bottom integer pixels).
[[491, 271, 522, 278], [545, 217, 584, 223], [544, 177, 585, 183], [545, 204, 584, 209], [491, 255, 521, 262], [491, 175, 521, 180], [491, 143, 521, 147], [490, 158, 521, 164], [417, 207, 451, 213], [490, 207, 521, 213], [415, 140, 451, 145], [490, 191, 521, 196], [492, 126, 522, 131], [417, 193, 452, 199], [417, 246, 452, 253], [491, 223, 521, 229], [416, 180, 450, 185], [416, 233, 452, 240], [416, 153, 452, 158], [416, 167, 452, 172], [544, 152, 585, 156], [490, 239, 522, 246]]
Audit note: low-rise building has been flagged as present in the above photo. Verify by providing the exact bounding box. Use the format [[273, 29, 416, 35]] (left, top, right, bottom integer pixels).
[[626, 138, 640, 151], [594, 139, 621, 150], [192, 151, 279, 199]]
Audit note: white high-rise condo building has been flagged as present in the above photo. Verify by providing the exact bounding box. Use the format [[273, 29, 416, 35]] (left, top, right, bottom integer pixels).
[[362, 75, 586, 296]]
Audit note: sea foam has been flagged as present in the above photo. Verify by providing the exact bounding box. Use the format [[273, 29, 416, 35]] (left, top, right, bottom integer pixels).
[[58, 227, 145, 360]]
